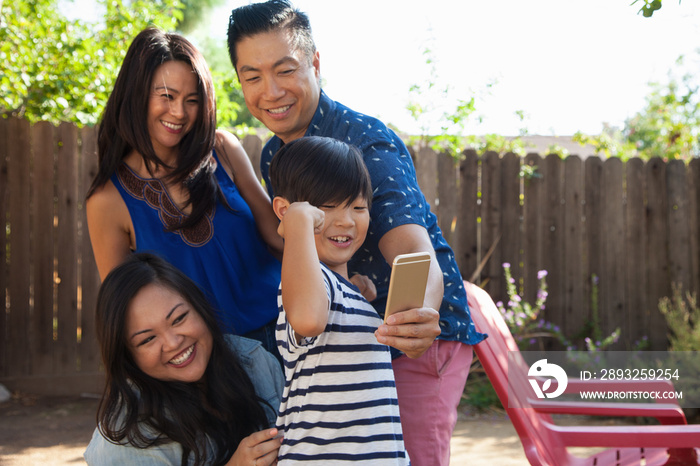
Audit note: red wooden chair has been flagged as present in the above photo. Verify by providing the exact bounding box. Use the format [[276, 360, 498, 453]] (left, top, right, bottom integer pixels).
[[465, 280, 700, 466]]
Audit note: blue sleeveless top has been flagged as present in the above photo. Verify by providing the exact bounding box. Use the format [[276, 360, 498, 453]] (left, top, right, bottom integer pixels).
[[110, 152, 281, 335]]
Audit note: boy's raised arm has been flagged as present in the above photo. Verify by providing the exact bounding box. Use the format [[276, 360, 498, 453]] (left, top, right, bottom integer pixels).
[[275, 201, 329, 339]]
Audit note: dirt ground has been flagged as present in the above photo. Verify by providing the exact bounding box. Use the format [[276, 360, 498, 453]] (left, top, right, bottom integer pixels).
[[0, 391, 642, 465], [0, 392, 100, 465], [0, 391, 536, 465], [3, 391, 698, 465]]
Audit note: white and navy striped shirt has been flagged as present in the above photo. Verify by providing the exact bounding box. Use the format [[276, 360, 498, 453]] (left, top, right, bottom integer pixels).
[[275, 263, 410, 465]]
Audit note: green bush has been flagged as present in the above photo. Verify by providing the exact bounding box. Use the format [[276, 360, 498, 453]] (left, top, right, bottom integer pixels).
[[659, 283, 700, 351]]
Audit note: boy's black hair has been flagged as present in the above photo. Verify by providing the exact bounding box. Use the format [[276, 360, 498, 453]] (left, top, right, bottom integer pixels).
[[269, 136, 372, 209]]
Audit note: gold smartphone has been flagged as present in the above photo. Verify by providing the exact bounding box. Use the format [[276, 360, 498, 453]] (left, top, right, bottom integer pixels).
[[383, 252, 431, 323]]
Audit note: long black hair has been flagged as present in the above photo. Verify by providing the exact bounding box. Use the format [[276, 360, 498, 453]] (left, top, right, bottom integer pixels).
[[87, 27, 219, 231], [95, 253, 269, 465]]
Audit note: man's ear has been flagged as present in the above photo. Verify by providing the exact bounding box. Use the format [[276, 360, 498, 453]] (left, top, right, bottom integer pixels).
[[272, 196, 290, 221], [313, 50, 321, 78]]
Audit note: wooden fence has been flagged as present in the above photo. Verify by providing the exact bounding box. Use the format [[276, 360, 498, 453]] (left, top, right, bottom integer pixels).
[[1, 117, 699, 395]]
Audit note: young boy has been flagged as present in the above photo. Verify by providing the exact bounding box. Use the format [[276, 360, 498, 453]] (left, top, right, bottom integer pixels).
[[269, 136, 410, 464]]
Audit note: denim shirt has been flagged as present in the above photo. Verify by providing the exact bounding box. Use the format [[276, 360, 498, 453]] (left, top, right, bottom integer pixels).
[[83, 335, 284, 465], [261, 91, 486, 350]]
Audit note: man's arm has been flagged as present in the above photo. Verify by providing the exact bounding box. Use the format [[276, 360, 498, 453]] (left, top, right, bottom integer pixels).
[[374, 223, 442, 358]]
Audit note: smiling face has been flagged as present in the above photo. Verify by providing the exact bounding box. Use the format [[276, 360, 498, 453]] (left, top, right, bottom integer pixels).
[[147, 60, 200, 162], [315, 197, 370, 278], [125, 283, 212, 383], [235, 29, 321, 144]]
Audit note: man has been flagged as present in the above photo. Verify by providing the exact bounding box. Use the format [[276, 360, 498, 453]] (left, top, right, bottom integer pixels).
[[228, 2, 486, 464]]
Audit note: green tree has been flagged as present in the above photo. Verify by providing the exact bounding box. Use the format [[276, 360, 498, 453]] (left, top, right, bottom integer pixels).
[[574, 51, 699, 161], [632, 1, 684, 18], [1, 0, 256, 132], [632, 0, 664, 17], [572, 125, 638, 160], [624, 54, 700, 160], [406, 44, 528, 158], [405, 45, 478, 156], [176, 0, 226, 34], [193, 34, 259, 131], [1, 0, 182, 126]]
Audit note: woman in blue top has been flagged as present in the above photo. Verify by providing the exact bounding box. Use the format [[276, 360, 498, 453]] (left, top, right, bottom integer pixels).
[[86, 28, 282, 355], [83, 253, 284, 466]]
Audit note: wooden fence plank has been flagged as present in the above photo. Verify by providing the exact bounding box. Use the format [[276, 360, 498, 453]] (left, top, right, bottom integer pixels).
[[500, 153, 521, 294], [666, 160, 692, 291], [55, 122, 79, 374], [1, 373, 104, 397], [541, 154, 564, 330], [7, 118, 32, 377], [457, 150, 479, 280], [625, 158, 648, 347], [600, 158, 625, 349], [30, 121, 56, 376], [413, 146, 438, 214], [480, 151, 502, 296], [689, 159, 700, 300], [0, 118, 9, 377], [79, 126, 101, 374], [563, 156, 585, 340], [584, 157, 603, 340], [522, 153, 543, 304], [437, 152, 458, 253], [645, 158, 669, 350]]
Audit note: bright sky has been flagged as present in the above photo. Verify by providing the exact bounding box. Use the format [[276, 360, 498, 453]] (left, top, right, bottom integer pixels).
[[64, 0, 700, 136]]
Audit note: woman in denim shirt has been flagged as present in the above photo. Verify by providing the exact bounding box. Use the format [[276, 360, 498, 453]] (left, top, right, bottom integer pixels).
[[84, 254, 283, 466]]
